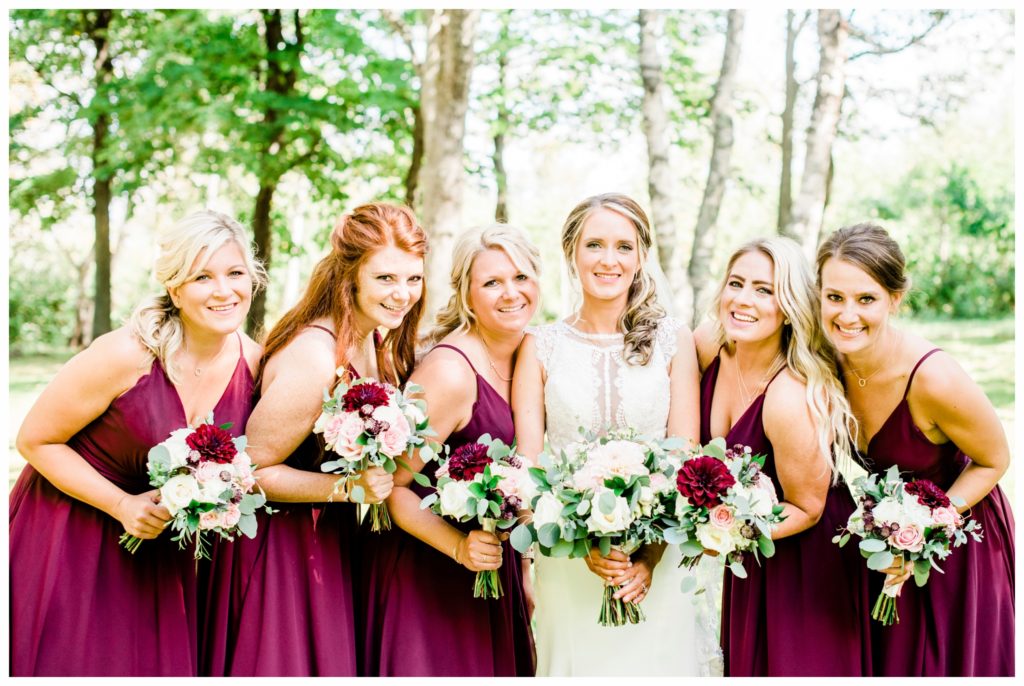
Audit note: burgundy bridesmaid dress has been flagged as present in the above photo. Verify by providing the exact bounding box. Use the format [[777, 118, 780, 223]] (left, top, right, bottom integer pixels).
[[356, 344, 534, 676], [9, 338, 254, 676], [201, 325, 360, 676], [701, 355, 872, 676], [858, 349, 1014, 676]]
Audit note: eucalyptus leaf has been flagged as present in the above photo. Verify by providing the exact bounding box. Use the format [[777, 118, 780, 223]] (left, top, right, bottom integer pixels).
[[410, 471, 432, 488], [349, 485, 366, 504], [757, 536, 775, 558], [598, 490, 617, 515], [538, 522, 561, 548], [237, 513, 257, 538], [679, 539, 704, 557], [913, 559, 931, 586], [510, 523, 535, 553], [859, 537, 888, 553], [866, 550, 894, 571], [729, 561, 747, 579], [663, 527, 690, 546], [550, 539, 574, 557], [598, 536, 611, 558]]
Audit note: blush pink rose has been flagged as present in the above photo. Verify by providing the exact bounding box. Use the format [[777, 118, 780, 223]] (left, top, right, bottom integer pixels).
[[931, 506, 962, 534], [327, 413, 366, 461], [195, 460, 232, 485], [198, 510, 223, 530], [373, 405, 411, 456], [889, 523, 925, 552], [755, 472, 779, 505], [221, 504, 242, 528], [709, 504, 736, 530]]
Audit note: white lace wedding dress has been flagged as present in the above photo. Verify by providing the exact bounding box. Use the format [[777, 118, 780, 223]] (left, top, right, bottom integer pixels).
[[530, 318, 723, 677]]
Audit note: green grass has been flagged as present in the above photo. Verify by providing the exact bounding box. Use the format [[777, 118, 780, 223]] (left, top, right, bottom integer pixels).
[[8, 319, 1015, 497]]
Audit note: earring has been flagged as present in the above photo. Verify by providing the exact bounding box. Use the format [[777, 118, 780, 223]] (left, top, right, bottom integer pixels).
[[784, 318, 790, 325]]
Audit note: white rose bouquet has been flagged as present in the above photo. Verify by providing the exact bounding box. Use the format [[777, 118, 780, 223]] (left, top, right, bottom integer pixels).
[[119, 414, 274, 561], [833, 465, 982, 625], [419, 434, 535, 599], [313, 374, 436, 532], [509, 428, 681, 627], [660, 438, 786, 585]]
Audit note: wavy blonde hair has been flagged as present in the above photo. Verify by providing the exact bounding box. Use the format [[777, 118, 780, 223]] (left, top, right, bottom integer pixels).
[[710, 237, 856, 482], [128, 210, 267, 384], [423, 223, 541, 346], [561, 193, 665, 366]]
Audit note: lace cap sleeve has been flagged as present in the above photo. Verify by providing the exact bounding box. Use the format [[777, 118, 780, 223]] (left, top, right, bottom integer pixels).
[[655, 315, 685, 360], [527, 323, 558, 372]]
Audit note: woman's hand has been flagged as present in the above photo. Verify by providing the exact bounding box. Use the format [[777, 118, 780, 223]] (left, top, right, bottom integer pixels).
[[611, 554, 654, 604], [115, 489, 171, 539], [583, 547, 631, 583], [456, 529, 503, 572], [351, 466, 394, 504], [880, 554, 914, 593]]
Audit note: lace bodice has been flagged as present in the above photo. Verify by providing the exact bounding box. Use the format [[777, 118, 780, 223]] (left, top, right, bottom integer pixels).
[[531, 317, 683, 451]]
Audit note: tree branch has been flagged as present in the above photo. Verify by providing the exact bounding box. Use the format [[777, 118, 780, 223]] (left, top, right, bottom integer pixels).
[[382, 10, 420, 71], [848, 12, 947, 61]]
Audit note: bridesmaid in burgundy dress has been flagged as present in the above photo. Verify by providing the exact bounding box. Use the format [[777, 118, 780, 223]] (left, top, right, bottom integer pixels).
[[200, 202, 427, 676], [10, 211, 264, 675], [357, 224, 538, 676], [818, 223, 1014, 676], [694, 236, 872, 676]]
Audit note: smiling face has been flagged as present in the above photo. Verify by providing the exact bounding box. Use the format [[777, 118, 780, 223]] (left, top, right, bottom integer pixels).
[[819, 257, 901, 356], [719, 249, 785, 345], [573, 208, 641, 305], [467, 248, 539, 336], [169, 241, 253, 336], [352, 245, 424, 336]]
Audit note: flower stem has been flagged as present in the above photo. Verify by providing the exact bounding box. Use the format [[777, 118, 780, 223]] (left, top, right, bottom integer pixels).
[[119, 532, 143, 554], [369, 503, 391, 532], [474, 569, 503, 599]]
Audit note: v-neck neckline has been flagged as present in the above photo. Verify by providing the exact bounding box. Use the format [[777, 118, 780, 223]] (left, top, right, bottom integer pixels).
[[707, 355, 773, 442], [162, 333, 246, 425]]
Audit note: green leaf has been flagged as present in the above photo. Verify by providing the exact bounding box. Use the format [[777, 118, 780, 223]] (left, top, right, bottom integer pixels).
[[550, 539, 574, 557], [598, 536, 611, 558], [382, 459, 398, 474], [538, 522, 561, 548], [147, 444, 171, 468], [757, 536, 775, 558], [510, 523, 535, 553], [703, 438, 727, 460], [663, 527, 689, 546], [419, 493, 438, 509], [575, 498, 590, 516], [729, 561, 747, 579], [410, 471, 432, 488], [233, 435, 247, 452], [237, 513, 257, 538], [468, 482, 487, 499], [913, 559, 931, 586], [679, 539, 704, 557], [867, 550, 895, 571], [598, 490, 617, 514], [349, 485, 366, 504], [572, 538, 590, 559], [859, 537, 888, 553]]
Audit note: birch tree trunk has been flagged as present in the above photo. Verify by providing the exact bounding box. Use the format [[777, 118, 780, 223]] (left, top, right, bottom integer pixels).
[[638, 9, 691, 319], [417, 9, 479, 319], [783, 9, 848, 256], [777, 10, 806, 232], [89, 9, 114, 340], [687, 10, 745, 328]]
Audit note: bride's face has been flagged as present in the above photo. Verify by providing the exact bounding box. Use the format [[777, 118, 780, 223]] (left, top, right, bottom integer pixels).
[[574, 208, 640, 305]]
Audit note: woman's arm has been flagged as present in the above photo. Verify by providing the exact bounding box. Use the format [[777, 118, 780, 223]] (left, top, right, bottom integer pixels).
[[511, 333, 546, 461], [15, 328, 171, 538], [387, 347, 502, 572], [763, 371, 830, 539], [912, 352, 1010, 511], [246, 330, 392, 504], [666, 325, 701, 444]]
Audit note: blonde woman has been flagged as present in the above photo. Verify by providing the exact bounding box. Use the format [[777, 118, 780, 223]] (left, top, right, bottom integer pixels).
[[11, 211, 264, 675], [694, 237, 870, 676], [513, 193, 720, 676], [357, 224, 540, 676]]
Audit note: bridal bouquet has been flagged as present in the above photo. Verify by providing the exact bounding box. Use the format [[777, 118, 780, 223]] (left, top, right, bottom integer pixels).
[[510, 429, 680, 626], [419, 434, 536, 599], [313, 374, 435, 532], [833, 465, 982, 625], [119, 414, 274, 561], [661, 438, 785, 584]]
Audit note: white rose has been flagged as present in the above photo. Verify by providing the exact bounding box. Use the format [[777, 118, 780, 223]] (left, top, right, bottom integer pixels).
[[747, 487, 775, 518], [438, 481, 472, 520], [164, 429, 194, 468], [586, 490, 633, 534], [404, 402, 426, 430], [160, 474, 201, 515], [532, 492, 565, 529], [697, 522, 739, 555]]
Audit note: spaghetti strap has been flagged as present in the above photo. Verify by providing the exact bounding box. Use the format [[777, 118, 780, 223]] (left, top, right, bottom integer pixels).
[[903, 348, 942, 399], [432, 343, 479, 376], [765, 362, 788, 389], [307, 324, 337, 339]]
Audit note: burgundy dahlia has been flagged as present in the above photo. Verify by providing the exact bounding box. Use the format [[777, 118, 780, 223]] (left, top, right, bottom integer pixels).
[[446, 442, 492, 481], [676, 456, 736, 508], [342, 382, 391, 415], [905, 479, 951, 510], [186, 423, 237, 464]]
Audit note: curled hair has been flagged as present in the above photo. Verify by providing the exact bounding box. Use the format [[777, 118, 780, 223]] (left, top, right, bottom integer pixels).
[[816, 222, 911, 296], [128, 210, 266, 385], [259, 202, 428, 386], [423, 223, 541, 346], [710, 237, 857, 482], [562, 193, 665, 366]]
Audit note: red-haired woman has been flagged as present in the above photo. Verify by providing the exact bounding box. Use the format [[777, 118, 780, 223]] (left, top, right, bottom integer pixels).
[[201, 203, 428, 676]]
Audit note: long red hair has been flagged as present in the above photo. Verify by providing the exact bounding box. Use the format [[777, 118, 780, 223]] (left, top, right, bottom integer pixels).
[[259, 202, 428, 386]]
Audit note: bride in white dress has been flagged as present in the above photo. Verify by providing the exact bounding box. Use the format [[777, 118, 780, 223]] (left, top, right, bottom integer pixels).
[[513, 193, 722, 676]]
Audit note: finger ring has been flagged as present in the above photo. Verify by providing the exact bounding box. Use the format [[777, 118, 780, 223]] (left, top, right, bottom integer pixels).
[[640, 582, 648, 593]]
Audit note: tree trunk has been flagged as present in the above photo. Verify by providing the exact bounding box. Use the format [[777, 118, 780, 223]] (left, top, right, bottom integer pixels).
[[404, 105, 423, 207], [777, 10, 802, 232], [418, 9, 479, 320], [783, 10, 848, 257], [89, 9, 114, 340], [247, 183, 275, 338], [687, 10, 745, 327], [493, 42, 509, 223], [638, 9, 690, 319]]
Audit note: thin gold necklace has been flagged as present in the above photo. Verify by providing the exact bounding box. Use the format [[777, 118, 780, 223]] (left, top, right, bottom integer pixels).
[[845, 331, 901, 387], [184, 339, 232, 377], [480, 337, 512, 383], [736, 352, 783, 404]]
